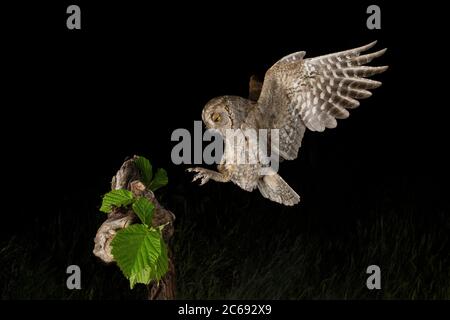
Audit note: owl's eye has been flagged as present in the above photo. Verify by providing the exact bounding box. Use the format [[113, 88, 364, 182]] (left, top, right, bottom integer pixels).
[[211, 113, 221, 122]]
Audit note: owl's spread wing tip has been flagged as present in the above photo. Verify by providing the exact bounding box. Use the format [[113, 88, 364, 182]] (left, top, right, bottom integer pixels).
[[359, 40, 378, 52], [256, 41, 388, 160], [367, 40, 378, 48]]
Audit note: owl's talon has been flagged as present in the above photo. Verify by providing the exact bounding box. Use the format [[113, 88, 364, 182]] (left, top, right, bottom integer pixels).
[[199, 175, 210, 185], [188, 167, 211, 185]]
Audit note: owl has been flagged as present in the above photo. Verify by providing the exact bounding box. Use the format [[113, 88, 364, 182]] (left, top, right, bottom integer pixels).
[[188, 41, 387, 206]]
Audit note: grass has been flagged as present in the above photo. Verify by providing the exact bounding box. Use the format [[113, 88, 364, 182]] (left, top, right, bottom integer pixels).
[[1, 180, 449, 299], [173, 204, 450, 299]]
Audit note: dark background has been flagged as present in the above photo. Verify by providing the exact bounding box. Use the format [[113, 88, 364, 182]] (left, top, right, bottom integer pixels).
[[1, 1, 449, 299]]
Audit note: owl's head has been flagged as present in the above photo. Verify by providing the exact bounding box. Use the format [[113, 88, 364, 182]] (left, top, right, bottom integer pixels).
[[202, 95, 252, 130]]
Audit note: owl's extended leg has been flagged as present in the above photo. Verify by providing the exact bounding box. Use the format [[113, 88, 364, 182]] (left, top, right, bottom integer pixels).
[[187, 167, 231, 186]]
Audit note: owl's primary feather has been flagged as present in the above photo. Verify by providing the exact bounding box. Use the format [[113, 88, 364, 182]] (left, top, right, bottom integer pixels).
[[255, 40, 387, 160], [189, 41, 387, 206]]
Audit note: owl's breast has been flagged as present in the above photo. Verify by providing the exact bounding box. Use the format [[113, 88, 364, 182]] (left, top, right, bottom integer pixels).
[[221, 130, 261, 191]]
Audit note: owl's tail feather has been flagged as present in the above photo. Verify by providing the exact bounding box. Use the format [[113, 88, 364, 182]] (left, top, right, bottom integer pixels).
[[257, 173, 300, 206]]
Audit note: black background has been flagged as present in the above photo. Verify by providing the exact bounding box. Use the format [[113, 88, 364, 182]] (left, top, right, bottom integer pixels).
[[2, 0, 449, 300], [5, 1, 447, 221]]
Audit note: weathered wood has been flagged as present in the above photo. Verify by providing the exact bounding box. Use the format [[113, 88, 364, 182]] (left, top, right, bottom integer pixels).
[[93, 156, 176, 299], [93, 208, 135, 263]]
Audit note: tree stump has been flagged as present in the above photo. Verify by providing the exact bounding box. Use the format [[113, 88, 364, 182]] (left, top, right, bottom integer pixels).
[[93, 156, 176, 299]]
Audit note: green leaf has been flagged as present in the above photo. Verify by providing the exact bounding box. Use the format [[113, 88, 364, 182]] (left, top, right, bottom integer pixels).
[[111, 224, 169, 289], [129, 266, 152, 289], [135, 156, 153, 188], [132, 197, 155, 226], [149, 168, 168, 191], [100, 189, 134, 213], [153, 232, 169, 280]]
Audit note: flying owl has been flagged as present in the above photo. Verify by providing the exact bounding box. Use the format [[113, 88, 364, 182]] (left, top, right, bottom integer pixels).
[[188, 41, 387, 206]]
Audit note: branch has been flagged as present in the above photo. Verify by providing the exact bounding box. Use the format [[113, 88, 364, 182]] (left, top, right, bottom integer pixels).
[[93, 156, 176, 299]]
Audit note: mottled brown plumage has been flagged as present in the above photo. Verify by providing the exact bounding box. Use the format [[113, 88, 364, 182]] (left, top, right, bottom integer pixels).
[[188, 41, 387, 206]]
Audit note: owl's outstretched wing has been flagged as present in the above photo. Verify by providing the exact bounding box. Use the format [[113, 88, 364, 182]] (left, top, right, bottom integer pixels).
[[255, 41, 388, 160]]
